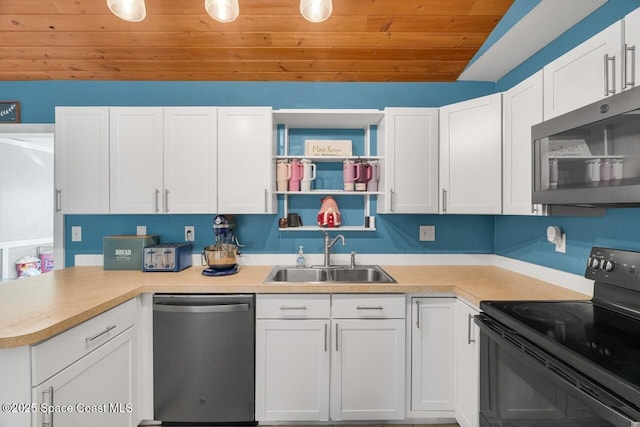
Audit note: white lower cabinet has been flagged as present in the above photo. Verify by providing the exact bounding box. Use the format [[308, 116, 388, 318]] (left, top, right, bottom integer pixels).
[[410, 297, 455, 413], [32, 327, 137, 427], [255, 294, 405, 422], [331, 317, 405, 420], [454, 299, 480, 427]]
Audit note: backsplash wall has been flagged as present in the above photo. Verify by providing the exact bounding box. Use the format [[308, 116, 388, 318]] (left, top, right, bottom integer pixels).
[[65, 214, 496, 267]]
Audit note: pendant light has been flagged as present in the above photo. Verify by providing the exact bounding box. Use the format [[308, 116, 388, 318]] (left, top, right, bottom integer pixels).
[[205, 0, 240, 23], [300, 0, 332, 23], [107, 0, 146, 22]]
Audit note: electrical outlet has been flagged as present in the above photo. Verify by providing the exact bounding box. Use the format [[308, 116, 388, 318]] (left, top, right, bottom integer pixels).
[[419, 225, 435, 242], [185, 226, 195, 242], [71, 226, 82, 242], [136, 225, 147, 235]]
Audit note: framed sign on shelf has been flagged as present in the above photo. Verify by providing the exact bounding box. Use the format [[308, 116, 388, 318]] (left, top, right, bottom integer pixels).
[[0, 101, 20, 123]]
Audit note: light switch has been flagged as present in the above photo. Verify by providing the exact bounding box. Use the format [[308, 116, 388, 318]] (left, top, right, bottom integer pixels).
[[71, 226, 82, 242]]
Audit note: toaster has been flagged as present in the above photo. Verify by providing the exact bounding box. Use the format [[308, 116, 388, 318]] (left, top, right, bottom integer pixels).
[[143, 243, 192, 272]]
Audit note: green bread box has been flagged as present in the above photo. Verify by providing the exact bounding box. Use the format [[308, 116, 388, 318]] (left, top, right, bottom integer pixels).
[[103, 235, 159, 270]]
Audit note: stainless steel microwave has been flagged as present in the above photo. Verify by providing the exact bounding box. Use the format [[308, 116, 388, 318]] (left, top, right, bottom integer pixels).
[[533, 84, 640, 207]]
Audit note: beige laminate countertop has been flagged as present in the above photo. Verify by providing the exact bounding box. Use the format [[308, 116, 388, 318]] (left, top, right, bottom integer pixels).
[[0, 265, 590, 349]]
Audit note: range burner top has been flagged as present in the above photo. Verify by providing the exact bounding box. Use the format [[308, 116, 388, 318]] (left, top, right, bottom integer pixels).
[[512, 304, 584, 324], [481, 247, 640, 408]]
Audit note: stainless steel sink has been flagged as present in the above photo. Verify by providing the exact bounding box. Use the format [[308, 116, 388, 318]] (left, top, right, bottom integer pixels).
[[267, 267, 331, 283], [264, 265, 396, 284]]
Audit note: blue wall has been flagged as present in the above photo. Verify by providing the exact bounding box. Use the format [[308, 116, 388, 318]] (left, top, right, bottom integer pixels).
[[3, 1, 640, 272]]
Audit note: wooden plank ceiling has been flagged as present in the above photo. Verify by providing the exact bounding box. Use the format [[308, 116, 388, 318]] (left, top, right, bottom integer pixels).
[[0, 0, 514, 82]]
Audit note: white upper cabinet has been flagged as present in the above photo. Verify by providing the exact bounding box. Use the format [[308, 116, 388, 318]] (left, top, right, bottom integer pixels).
[[379, 108, 439, 214], [110, 107, 218, 214], [54, 107, 110, 214], [502, 71, 545, 215], [623, 6, 640, 91], [218, 107, 275, 214], [163, 107, 218, 213], [543, 21, 623, 120], [110, 107, 164, 214], [439, 93, 502, 214]]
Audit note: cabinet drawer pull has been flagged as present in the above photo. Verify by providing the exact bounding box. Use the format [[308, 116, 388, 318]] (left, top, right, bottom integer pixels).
[[279, 305, 307, 311], [85, 325, 117, 344], [356, 305, 384, 310]]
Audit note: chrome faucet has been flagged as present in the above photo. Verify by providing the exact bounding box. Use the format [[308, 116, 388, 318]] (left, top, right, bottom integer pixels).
[[322, 231, 345, 267]]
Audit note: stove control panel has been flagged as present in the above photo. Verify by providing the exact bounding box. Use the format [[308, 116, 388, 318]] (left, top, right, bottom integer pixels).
[[586, 247, 640, 287]]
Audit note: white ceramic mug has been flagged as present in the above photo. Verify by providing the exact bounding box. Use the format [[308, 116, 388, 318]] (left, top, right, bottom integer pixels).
[[301, 159, 317, 192]]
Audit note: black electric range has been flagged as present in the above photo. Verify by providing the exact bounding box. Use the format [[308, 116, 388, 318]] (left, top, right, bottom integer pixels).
[[478, 247, 640, 426]]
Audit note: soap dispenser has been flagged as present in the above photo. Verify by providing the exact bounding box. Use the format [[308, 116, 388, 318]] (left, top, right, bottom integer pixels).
[[296, 246, 306, 267]]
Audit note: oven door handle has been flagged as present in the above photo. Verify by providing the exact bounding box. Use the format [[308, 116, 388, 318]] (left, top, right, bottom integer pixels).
[[476, 315, 640, 427]]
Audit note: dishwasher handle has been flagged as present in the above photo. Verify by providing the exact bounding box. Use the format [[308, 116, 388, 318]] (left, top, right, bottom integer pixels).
[[153, 302, 250, 314]]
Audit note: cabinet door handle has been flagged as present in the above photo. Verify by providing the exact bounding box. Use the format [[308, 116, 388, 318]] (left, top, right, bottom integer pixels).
[[416, 300, 420, 328], [624, 44, 636, 89], [335, 323, 339, 351], [55, 189, 62, 212], [604, 54, 616, 95], [324, 323, 328, 352], [164, 189, 169, 212], [442, 189, 447, 213], [264, 189, 268, 213], [42, 386, 54, 427], [389, 188, 394, 212], [85, 325, 117, 344], [154, 189, 160, 213], [467, 313, 476, 344]]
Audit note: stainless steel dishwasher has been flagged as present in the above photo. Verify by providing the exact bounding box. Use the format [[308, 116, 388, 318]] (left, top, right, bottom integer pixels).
[[153, 294, 255, 425]]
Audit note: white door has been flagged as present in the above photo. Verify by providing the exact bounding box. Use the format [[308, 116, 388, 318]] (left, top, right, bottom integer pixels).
[[379, 108, 439, 214], [110, 107, 164, 213], [624, 6, 640, 91], [32, 328, 136, 427], [255, 319, 330, 421], [440, 93, 502, 214], [411, 298, 455, 412], [163, 107, 218, 213], [217, 107, 274, 214], [543, 21, 623, 120], [502, 71, 545, 215], [54, 107, 110, 214], [330, 319, 405, 421], [454, 300, 480, 427]]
